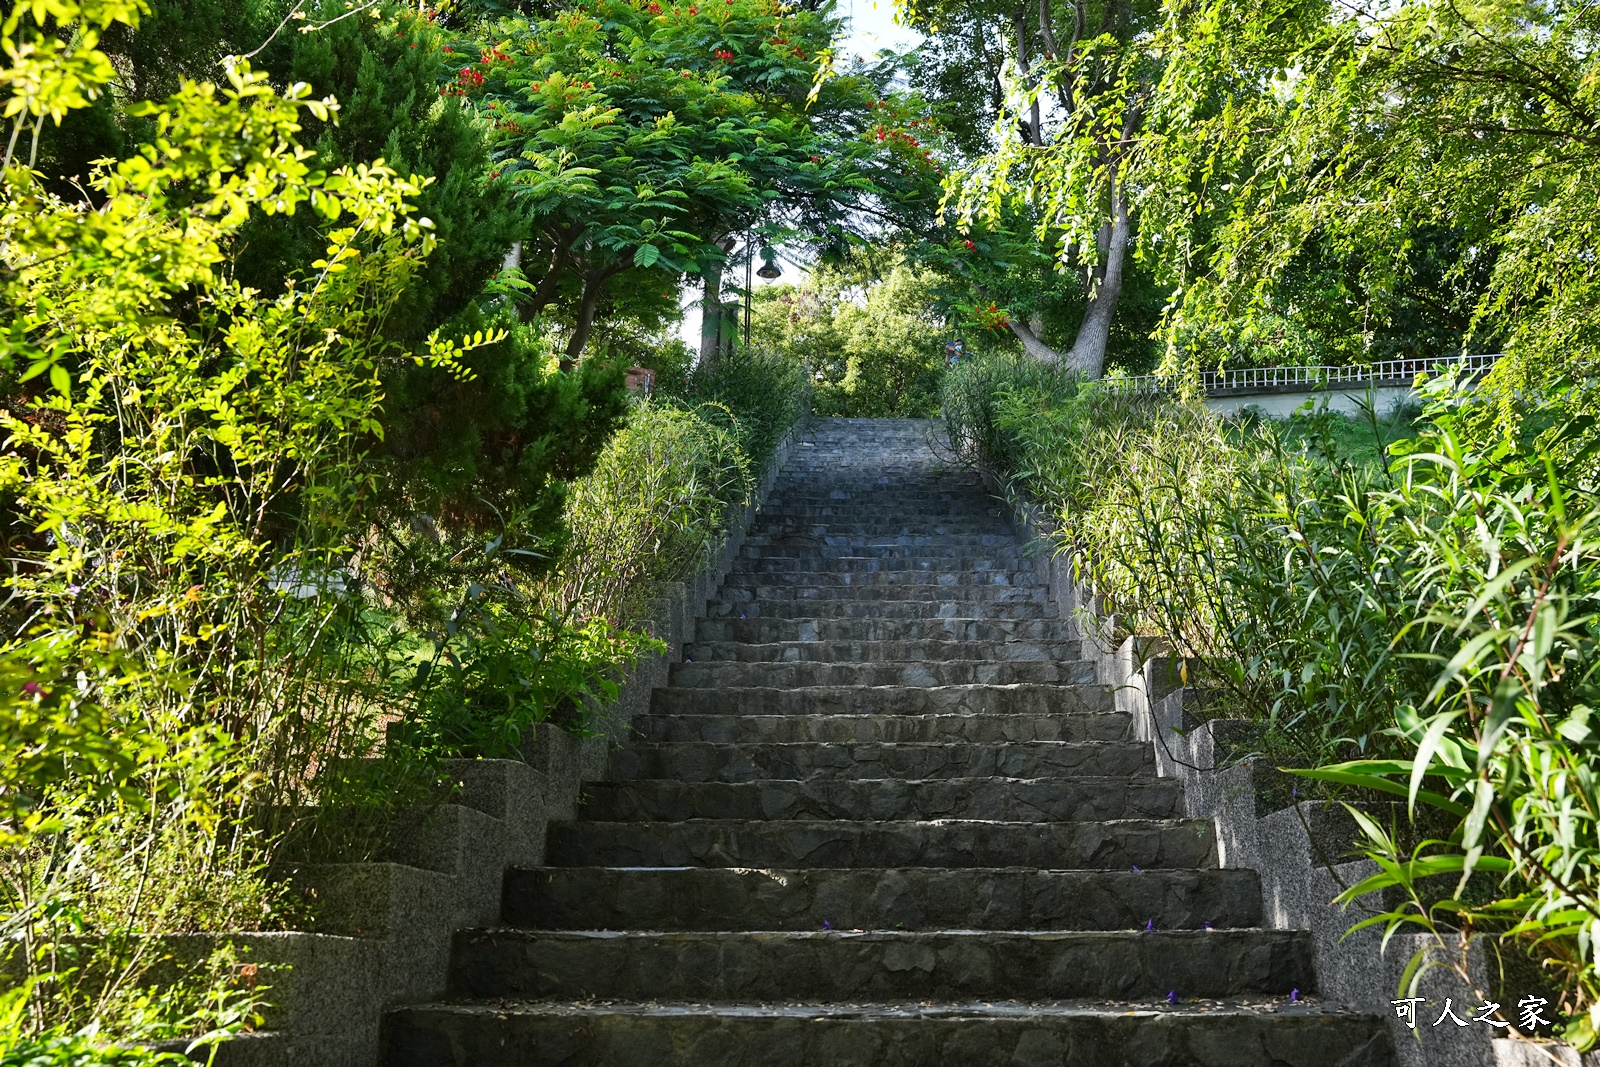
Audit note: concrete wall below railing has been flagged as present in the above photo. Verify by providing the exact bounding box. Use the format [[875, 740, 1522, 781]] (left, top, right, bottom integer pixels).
[[193, 417, 810, 1067], [997, 485, 1591, 1067], [1203, 383, 1417, 418]]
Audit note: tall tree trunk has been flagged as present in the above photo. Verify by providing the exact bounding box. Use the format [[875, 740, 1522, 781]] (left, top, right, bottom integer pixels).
[[519, 228, 580, 322], [1012, 8, 1042, 145], [1005, 181, 1129, 377], [1061, 179, 1130, 379], [563, 269, 611, 366], [1006, 316, 1066, 362], [699, 261, 724, 364], [699, 239, 736, 364]]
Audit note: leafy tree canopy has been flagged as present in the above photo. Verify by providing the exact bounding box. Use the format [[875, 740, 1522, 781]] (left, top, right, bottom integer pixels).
[[451, 0, 942, 356], [1128, 0, 1596, 398]]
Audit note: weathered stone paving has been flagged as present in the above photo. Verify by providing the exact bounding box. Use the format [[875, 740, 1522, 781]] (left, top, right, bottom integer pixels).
[[381, 418, 1393, 1066]]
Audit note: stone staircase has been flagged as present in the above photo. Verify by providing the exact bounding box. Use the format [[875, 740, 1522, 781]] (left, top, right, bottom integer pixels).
[[381, 418, 1393, 1066]]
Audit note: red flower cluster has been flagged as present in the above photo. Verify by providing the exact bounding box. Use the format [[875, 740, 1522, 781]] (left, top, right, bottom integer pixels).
[[963, 239, 975, 251], [871, 124, 939, 168], [713, 48, 734, 60], [459, 66, 486, 89], [976, 303, 1011, 331], [647, 2, 661, 11], [872, 124, 919, 147]]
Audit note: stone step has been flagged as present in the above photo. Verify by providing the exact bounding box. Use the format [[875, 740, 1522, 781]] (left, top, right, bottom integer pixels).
[[503, 866, 1263, 931], [762, 487, 1000, 499], [679, 638, 1081, 664], [445, 928, 1313, 1002], [383, 999, 1394, 1067], [720, 569, 1044, 589], [633, 711, 1130, 744], [693, 616, 1074, 644], [738, 554, 1036, 573], [755, 515, 1004, 527], [742, 534, 1023, 551], [715, 585, 1051, 608], [577, 775, 1182, 822], [608, 740, 1151, 782], [756, 509, 1011, 526], [749, 521, 1021, 538], [767, 476, 989, 488], [545, 818, 1216, 869], [763, 493, 999, 508], [704, 597, 1060, 620], [669, 659, 1096, 688], [381, 418, 1385, 1067], [756, 508, 1006, 524], [649, 683, 1112, 717]]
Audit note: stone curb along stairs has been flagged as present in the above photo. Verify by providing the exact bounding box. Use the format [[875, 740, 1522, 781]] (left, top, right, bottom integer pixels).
[[198, 421, 811, 1067], [378, 418, 1396, 1066]]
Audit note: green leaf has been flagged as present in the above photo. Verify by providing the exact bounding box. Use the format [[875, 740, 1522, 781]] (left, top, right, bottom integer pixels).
[[1288, 766, 1470, 817]]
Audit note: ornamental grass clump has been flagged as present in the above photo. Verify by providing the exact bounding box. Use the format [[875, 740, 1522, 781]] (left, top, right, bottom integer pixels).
[[945, 355, 1430, 767], [557, 400, 755, 625], [944, 353, 1600, 1047]]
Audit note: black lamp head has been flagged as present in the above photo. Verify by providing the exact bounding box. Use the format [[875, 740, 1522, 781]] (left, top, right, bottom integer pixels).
[[756, 246, 782, 279]]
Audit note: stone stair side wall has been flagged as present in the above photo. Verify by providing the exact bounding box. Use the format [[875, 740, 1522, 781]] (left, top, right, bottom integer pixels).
[[200, 418, 811, 1067], [992, 480, 1584, 1067]]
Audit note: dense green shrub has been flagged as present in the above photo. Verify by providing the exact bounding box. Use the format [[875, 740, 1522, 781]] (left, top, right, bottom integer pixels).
[[0, 0, 805, 1053], [377, 312, 630, 542], [663, 348, 811, 475], [0, 0, 481, 1021], [555, 401, 756, 623], [394, 347, 810, 756]]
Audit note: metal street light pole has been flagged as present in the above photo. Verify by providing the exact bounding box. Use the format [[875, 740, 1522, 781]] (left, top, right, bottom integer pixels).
[[743, 230, 753, 350]]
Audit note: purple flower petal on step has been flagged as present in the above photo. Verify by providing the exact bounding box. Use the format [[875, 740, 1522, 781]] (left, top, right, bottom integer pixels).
[[1290, 988, 1301, 1002], [822, 920, 832, 931], [1143, 919, 1155, 933], [1167, 990, 1179, 1005], [1131, 866, 1140, 873]]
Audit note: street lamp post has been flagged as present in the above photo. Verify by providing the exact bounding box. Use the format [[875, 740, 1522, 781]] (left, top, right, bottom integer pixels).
[[743, 241, 781, 350], [743, 232, 753, 350]]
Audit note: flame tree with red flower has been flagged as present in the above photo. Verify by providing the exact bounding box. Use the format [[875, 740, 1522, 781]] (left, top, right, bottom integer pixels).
[[437, 0, 941, 362]]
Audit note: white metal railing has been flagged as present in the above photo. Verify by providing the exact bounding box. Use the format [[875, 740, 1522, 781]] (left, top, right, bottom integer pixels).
[[1105, 353, 1502, 397]]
